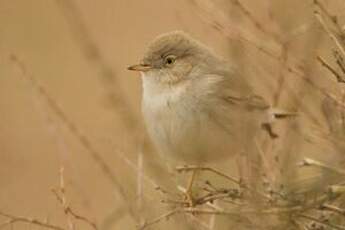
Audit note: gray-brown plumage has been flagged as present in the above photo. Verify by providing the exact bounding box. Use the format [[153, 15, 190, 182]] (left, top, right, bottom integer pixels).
[[129, 31, 270, 165]]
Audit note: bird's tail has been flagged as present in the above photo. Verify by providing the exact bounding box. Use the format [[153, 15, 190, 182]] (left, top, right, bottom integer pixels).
[[268, 108, 298, 120], [261, 108, 298, 138]]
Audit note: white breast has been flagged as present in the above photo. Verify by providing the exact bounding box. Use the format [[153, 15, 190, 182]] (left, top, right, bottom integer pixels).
[[141, 75, 239, 164]]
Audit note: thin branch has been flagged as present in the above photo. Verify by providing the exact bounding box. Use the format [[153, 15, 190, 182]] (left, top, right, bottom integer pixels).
[[137, 151, 144, 226], [273, 44, 289, 106], [0, 219, 17, 229], [288, 66, 345, 112], [176, 166, 241, 185], [334, 50, 345, 74], [314, 11, 345, 58], [182, 206, 305, 216], [188, 0, 281, 59], [299, 158, 345, 176], [9, 55, 137, 221], [291, 218, 310, 230], [0, 211, 66, 230], [328, 185, 345, 196], [58, 167, 74, 230], [317, 55, 345, 83], [231, 0, 279, 41], [176, 165, 274, 202], [196, 193, 240, 206], [321, 204, 345, 217], [54, 0, 139, 132], [52, 167, 98, 230], [189, 215, 214, 230], [297, 214, 345, 230], [314, 0, 343, 32], [138, 209, 180, 230]]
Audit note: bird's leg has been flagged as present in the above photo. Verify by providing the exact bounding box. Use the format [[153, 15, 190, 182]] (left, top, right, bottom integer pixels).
[[184, 169, 197, 207], [176, 165, 198, 207], [176, 165, 243, 207], [236, 154, 248, 189]]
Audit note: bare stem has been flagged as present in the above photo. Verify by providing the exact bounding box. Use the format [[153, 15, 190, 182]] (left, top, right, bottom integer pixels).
[[321, 204, 345, 217], [52, 167, 98, 230], [297, 214, 345, 230], [138, 209, 180, 230], [9, 54, 136, 221], [299, 158, 345, 176], [176, 166, 241, 185], [314, 11, 345, 58], [0, 211, 66, 230], [317, 55, 345, 83]]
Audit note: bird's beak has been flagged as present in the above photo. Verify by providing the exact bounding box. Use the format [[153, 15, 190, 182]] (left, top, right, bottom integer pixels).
[[127, 64, 152, 72]]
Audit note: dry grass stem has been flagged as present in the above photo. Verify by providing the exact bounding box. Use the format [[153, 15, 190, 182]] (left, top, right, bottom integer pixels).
[[230, 0, 278, 41], [299, 157, 345, 176], [328, 185, 345, 196], [317, 55, 345, 83], [54, 0, 139, 131], [138, 209, 180, 230], [4, 0, 345, 229], [189, 0, 281, 59], [321, 204, 345, 217], [9, 55, 137, 221], [52, 167, 98, 230], [334, 50, 345, 74], [0, 211, 66, 230], [176, 165, 241, 185], [297, 214, 345, 230], [314, 11, 345, 58]]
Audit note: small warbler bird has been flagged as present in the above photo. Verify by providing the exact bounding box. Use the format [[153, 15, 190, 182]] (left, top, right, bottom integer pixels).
[[128, 31, 281, 166]]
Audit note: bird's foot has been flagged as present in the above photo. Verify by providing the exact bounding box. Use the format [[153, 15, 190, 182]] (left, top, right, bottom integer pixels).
[[183, 187, 195, 208]]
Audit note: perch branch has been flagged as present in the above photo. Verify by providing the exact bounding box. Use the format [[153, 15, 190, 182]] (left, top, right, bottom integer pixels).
[[0, 211, 65, 230]]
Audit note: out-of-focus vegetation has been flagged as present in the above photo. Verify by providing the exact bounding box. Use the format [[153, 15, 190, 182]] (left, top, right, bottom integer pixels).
[[1, 0, 345, 229]]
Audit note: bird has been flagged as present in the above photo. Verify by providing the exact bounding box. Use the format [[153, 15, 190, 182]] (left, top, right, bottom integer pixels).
[[127, 31, 292, 203], [128, 30, 273, 163]]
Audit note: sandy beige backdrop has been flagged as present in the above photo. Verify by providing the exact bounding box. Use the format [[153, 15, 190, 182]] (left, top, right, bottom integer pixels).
[[1, 0, 345, 229]]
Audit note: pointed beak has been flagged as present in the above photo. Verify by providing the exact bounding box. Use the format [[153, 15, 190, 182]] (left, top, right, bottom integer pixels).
[[127, 64, 152, 72]]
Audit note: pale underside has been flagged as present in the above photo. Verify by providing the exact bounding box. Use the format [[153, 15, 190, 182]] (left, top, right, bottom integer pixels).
[[142, 70, 268, 165]]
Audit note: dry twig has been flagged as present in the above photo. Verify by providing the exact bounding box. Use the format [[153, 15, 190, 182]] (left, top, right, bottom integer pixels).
[[299, 157, 345, 176], [317, 55, 345, 83], [176, 165, 241, 185], [0, 211, 65, 230], [297, 213, 345, 230], [138, 209, 180, 230], [9, 54, 137, 221], [321, 204, 345, 217], [314, 11, 345, 58], [54, 0, 139, 131], [52, 167, 98, 230]]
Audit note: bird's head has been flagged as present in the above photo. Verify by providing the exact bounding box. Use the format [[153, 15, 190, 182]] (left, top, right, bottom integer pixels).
[[128, 31, 221, 84]]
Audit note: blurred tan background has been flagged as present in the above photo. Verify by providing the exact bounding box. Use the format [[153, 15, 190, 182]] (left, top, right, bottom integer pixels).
[[0, 1, 230, 229], [1, 0, 345, 229]]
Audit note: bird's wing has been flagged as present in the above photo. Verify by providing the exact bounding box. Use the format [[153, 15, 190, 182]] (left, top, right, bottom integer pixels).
[[204, 73, 266, 179], [211, 70, 270, 111], [200, 72, 267, 133], [224, 93, 270, 110]]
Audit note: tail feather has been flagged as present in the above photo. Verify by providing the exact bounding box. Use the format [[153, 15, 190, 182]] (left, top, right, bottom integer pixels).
[[269, 108, 298, 119], [261, 108, 298, 138]]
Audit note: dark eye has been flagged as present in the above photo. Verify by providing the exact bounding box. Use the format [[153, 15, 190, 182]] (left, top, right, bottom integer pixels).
[[164, 55, 176, 66]]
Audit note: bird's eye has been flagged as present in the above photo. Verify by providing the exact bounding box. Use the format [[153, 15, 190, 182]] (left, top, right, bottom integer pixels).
[[164, 55, 176, 66]]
